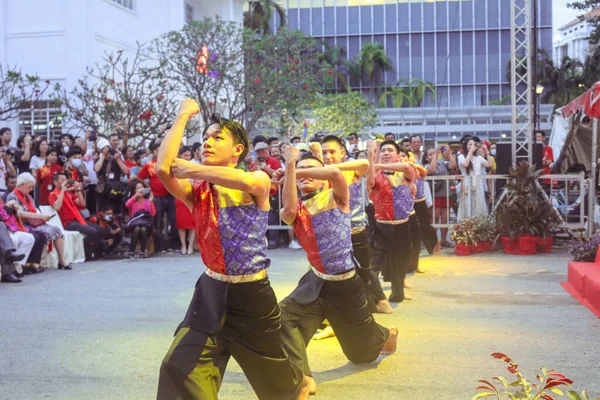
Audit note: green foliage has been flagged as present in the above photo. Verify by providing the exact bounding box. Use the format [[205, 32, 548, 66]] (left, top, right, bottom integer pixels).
[[490, 95, 511, 106], [150, 17, 333, 134], [450, 216, 496, 245], [52, 46, 180, 143], [473, 353, 597, 400], [379, 78, 436, 108], [308, 91, 377, 138], [0, 64, 50, 121], [494, 162, 561, 239], [243, 0, 286, 34]]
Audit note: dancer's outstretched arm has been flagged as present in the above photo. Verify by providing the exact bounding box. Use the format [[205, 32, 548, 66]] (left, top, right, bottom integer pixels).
[[374, 162, 416, 181], [330, 159, 369, 177], [280, 147, 300, 225], [157, 99, 197, 207], [296, 166, 348, 210]]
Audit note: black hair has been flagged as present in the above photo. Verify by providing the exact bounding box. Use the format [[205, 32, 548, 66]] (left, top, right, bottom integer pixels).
[[52, 171, 68, 182], [410, 134, 423, 142], [131, 179, 148, 197], [46, 146, 58, 156], [122, 145, 134, 155], [252, 135, 266, 148], [380, 139, 401, 154], [206, 114, 250, 165], [149, 138, 161, 152], [321, 135, 345, 149], [309, 136, 322, 143], [291, 136, 301, 143], [108, 133, 119, 139], [461, 136, 481, 173], [0, 127, 11, 136], [60, 133, 74, 142], [102, 204, 114, 212], [17, 135, 28, 149], [66, 147, 82, 159], [459, 134, 472, 147], [267, 137, 279, 146], [356, 150, 367, 158], [297, 152, 325, 167], [191, 142, 202, 153], [384, 132, 396, 140], [133, 149, 144, 161], [400, 138, 410, 145], [179, 145, 192, 156], [535, 130, 546, 138], [348, 132, 358, 139]]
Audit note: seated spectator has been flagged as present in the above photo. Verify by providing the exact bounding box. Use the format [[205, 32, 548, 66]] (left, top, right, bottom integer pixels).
[[0, 221, 27, 283], [7, 172, 72, 270], [175, 147, 195, 254], [2, 176, 16, 203], [0, 199, 45, 275], [95, 204, 123, 255], [125, 180, 155, 258], [49, 172, 107, 260], [29, 138, 49, 176], [36, 148, 62, 205], [14, 134, 33, 174], [63, 147, 88, 184]]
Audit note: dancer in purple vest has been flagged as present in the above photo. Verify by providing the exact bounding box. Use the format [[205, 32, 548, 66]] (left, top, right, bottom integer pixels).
[[278, 145, 398, 395], [155, 99, 309, 400]]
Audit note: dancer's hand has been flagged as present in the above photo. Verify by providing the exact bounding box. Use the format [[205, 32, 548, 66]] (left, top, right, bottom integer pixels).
[[179, 98, 200, 118], [284, 146, 300, 165], [366, 140, 378, 161], [171, 158, 196, 179], [272, 168, 285, 183]]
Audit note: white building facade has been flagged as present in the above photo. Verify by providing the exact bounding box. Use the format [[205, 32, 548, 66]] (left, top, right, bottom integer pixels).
[[0, 0, 242, 141], [553, 8, 599, 65]]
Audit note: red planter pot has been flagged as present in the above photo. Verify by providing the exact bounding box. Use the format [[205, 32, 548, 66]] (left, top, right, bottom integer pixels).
[[536, 237, 553, 253], [482, 241, 494, 252], [455, 243, 471, 256], [475, 242, 488, 253], [501, 236, 519, 254], [518, 235, 538, 255]]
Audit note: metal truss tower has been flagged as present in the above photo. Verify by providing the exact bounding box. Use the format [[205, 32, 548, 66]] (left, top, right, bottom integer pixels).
[[510, 0, 533, 165]]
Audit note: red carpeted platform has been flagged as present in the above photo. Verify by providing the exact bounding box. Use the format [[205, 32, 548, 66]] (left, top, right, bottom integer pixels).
[[561, 250, 600, 318]]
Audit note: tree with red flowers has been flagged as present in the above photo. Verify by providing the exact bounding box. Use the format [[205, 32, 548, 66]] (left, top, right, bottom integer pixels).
[[150, 17, 333, 134], [52, 45, 181, 145], [0, 64, 50, 121]]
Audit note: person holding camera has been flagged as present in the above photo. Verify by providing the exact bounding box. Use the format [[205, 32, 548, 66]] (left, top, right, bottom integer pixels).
[[63, 147, 88, 184], [35, 147, 62, 206], [457, 137, 493, 219], [95, 204, 123, 256], [49, 172, 107, 260], [125, 180, 155, 258], [94, 137, 130, 215]]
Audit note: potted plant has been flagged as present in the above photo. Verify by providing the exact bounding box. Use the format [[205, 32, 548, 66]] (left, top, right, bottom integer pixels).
[[493, 162, 560, 255], [472, 216, 497, 253], [451, 218, 477, 256]]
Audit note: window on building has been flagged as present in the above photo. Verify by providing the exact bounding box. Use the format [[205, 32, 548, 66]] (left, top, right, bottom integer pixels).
[[109, 0, 134, 11], [18, 100, 63, 141], [186, 3, 194, 23]]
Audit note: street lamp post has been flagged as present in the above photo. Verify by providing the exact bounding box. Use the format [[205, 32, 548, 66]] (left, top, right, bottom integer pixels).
[[536, 84, 544, 130]]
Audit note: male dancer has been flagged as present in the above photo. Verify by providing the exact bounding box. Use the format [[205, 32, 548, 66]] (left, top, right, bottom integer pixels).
[[156, 99, 308, 400], [278, 145, 398, 395], [319, 136, 392, 314], [367, 140, 416, 303]]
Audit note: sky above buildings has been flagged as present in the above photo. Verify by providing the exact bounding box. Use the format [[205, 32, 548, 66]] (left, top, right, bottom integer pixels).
[[553, 0, 582, 39]]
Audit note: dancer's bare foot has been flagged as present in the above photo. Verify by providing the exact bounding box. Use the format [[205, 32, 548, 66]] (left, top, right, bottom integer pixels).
[[380, 326, 398, 355], [308, 376, 317, 395], [433, 241, 441, 255], [375, 299, 393, 314], [296, 376, 311, 400], [404, 294, 413, 301], [416, 267, 425, 273], [312, 325, 335, 340], [404, 279, 414, 289]]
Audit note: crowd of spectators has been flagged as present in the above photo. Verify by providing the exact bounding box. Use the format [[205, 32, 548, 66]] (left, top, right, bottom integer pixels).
[[2, 123, 534, 284]]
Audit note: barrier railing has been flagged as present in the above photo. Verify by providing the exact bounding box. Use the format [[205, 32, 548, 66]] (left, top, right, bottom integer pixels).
[[267, 173, 592, 235]]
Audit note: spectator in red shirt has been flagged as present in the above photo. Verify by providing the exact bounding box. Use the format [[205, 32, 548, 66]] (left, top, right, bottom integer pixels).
[[49, 171, 108, 260], [250, 142, 282, 249], [36, 148, 63, 205], [536, 131, 554, 186], [137, 140, 175, 253]]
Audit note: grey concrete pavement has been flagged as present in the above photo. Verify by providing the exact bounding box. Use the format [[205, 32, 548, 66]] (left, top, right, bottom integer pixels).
[[1, 248, 599, 400]]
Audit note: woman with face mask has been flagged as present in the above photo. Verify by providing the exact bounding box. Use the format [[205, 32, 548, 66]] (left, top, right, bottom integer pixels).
[[64, 147, 88, 184]]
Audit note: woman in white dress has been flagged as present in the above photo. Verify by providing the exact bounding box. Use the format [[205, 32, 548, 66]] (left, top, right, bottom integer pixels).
[[457, 137, 494, 219]]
